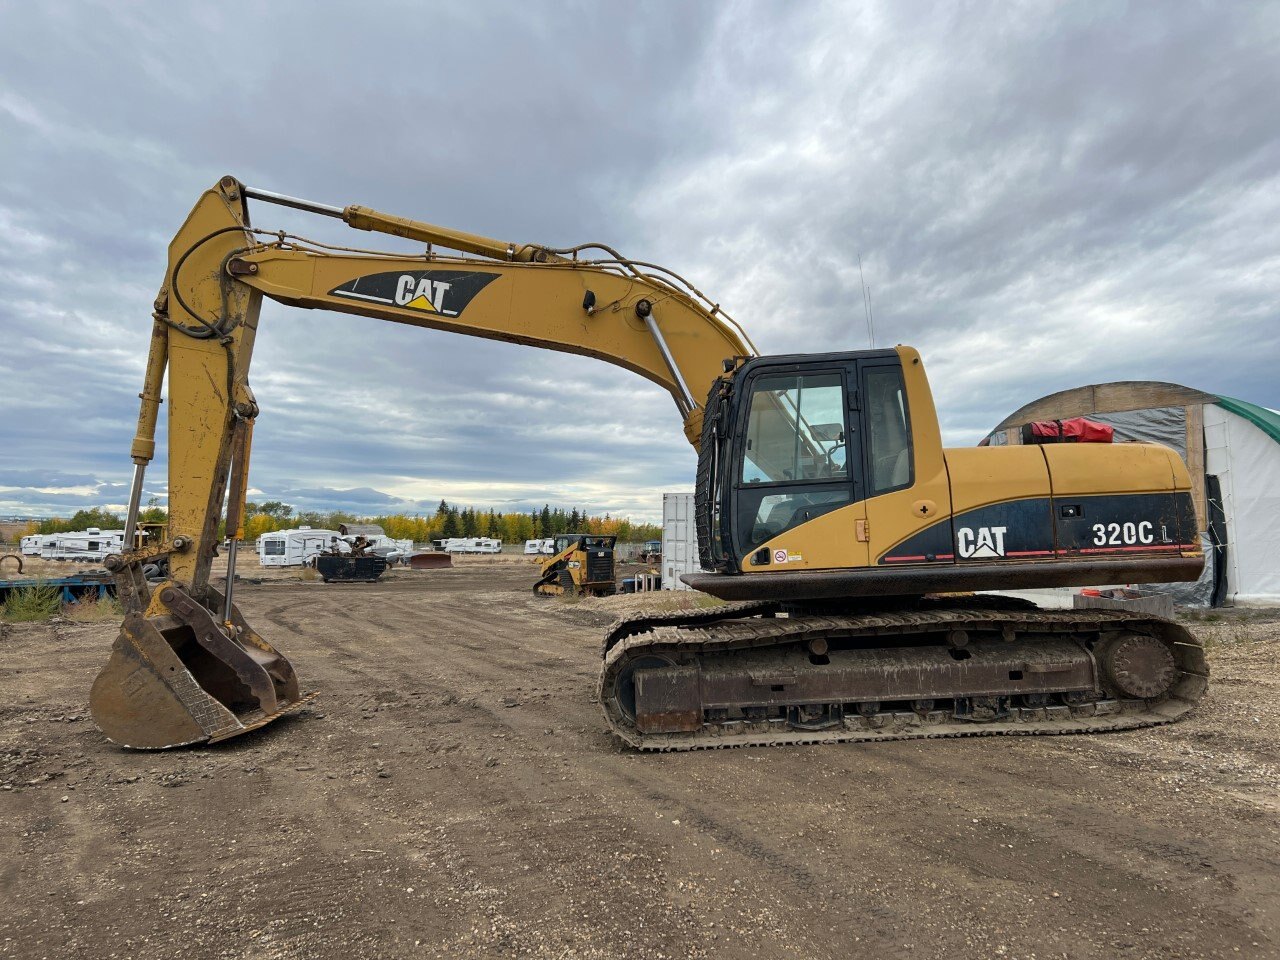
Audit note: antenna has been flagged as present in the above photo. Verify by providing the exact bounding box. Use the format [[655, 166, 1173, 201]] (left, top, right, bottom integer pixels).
[[867, 285, 876, 348], [858, 254, 875, 348]]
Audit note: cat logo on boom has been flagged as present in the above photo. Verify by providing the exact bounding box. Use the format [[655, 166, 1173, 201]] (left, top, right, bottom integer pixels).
[[395, 274, 450, 312], [329, 270, 500, 318], [957, 525, 1008, 559]]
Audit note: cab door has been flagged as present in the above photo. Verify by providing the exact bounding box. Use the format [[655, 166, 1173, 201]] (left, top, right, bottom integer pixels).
[[730, 361, 869, 571], [858, 353, 954, 567]]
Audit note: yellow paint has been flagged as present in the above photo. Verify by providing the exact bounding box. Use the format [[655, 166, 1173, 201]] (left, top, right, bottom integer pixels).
[[405, 294, 437, 312], [1041, 443, 1182, 495], [946, 446, 1051, 514]]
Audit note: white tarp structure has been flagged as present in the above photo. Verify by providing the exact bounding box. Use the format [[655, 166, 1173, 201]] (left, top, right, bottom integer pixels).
[[985, 382, 1280, 606], [1204, 402, 1280, 605]]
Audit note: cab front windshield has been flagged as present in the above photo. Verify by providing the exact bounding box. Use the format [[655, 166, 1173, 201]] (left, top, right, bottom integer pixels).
[[737, 371, 851, 550], [742, 373, 848, 484]]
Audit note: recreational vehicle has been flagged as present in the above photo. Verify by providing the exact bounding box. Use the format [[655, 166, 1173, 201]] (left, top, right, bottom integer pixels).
[[357, 535, 415, 563], [20, 535, 41, 556], [39, 529, 126, 561], [443, 537, 503, 554], [256, 528, 344, 567], [255, 529, 416, 566]]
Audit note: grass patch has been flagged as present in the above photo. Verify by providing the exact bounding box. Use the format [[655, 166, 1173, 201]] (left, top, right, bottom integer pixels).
[[64, 593, 123, 622], [1, 582, 62, 622], [1194, 611, 1261, 650]]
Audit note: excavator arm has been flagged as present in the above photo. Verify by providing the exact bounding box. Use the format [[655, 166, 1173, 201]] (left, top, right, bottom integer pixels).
[[92, 176, 753, 748]]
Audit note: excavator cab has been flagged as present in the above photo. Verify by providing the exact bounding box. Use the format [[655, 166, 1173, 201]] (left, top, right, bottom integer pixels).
[[691, 346, 1201, 604], [698, 349, 918, 578]]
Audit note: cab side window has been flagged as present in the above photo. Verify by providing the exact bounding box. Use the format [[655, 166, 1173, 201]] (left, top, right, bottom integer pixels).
[[864, 366, 912, 496]]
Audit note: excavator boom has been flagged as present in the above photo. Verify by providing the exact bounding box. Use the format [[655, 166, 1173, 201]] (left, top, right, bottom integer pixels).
[[91, 176, 753, 747]]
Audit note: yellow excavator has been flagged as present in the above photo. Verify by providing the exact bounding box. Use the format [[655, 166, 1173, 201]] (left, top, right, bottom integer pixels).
[[89, 176, 1208, 751]]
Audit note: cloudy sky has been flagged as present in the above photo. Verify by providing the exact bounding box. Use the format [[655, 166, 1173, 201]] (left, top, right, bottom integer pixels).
[[2, 1, 1277, 522]]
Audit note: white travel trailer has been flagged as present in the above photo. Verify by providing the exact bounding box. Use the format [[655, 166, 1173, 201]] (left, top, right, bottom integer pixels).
[[443, 537, 503, 554], [255, 528, 417, 566], [523, 539, 556, 555], [20, 535, 41, 556], [40, 528, 126, 561], [256, 527, 345, 567]]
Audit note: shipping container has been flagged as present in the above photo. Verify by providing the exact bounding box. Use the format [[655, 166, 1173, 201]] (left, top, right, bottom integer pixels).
[[661, 492, 699, 591]]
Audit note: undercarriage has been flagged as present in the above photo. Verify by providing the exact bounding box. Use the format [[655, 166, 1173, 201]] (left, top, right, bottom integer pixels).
[[597, 596, 1208, 751]]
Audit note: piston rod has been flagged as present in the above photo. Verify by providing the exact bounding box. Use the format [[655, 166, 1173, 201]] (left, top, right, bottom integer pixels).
[[242, 186, 345, 219], [637, 300, 697, 416]]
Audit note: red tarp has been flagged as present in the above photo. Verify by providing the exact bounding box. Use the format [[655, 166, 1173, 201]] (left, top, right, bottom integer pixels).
[[1023, 417, 1115, 443]]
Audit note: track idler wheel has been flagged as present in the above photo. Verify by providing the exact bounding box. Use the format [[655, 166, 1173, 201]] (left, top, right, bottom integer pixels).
[[1098, 631, 1178, 700]]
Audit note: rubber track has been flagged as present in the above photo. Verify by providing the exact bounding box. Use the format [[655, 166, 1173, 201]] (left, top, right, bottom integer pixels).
[[597, 603, 1209, 752]]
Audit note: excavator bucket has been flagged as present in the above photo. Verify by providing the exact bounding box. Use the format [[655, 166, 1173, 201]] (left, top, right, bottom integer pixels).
[[90, 575, 308, 749]]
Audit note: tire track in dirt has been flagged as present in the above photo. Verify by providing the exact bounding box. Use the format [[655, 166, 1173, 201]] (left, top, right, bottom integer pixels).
[[6, 570, 1277, 959], [243, 574, 1278, 958]]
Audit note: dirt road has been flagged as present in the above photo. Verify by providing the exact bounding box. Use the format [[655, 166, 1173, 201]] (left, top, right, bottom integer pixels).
[[2, 567, 1277, 959]]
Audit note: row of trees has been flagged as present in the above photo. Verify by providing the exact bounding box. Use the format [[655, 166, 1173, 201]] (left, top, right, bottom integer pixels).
[[239, 499, 661, 544], [26, 505, 164, 536], [25, 499, 662, 544]]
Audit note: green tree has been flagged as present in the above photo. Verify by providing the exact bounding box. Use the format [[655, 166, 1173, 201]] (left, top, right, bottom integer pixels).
[[441, 508, 461, 539], [257, 501, 293, 522], [138, 497, 167, 525], [69, 507, 122, 530], [460, 507, 479, 537]]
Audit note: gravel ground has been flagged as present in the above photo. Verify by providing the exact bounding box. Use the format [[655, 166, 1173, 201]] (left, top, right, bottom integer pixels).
[[1, 566, 1277, 960]]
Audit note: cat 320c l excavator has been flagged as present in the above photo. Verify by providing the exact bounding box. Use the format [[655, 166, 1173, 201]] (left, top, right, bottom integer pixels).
[[89, 177, 1208, 751]]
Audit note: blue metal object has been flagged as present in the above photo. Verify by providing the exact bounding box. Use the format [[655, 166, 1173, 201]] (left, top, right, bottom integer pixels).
[[0, 572, 116, 605]]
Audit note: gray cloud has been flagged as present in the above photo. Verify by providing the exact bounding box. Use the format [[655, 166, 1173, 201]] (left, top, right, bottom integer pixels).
[[0, 470, 100, 488], [271, 486, 406, 508], [1, 2, 1276, 520]]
